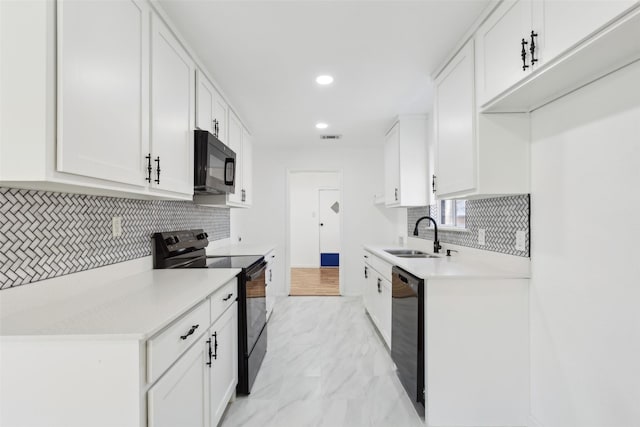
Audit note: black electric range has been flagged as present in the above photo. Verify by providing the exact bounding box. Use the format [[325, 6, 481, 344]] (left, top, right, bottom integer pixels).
[[151, 229, 267, 395]]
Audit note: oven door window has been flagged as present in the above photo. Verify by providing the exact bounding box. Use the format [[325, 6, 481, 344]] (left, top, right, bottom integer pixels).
[[245, 267, 266, 350]]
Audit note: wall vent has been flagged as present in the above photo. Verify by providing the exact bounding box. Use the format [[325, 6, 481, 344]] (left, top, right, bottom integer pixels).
[[320, 134, 342, 140]]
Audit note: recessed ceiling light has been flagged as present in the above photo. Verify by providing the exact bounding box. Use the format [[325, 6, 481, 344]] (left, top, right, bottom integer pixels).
[[315, 122, 329, 129], [316, 75, 334, 85]]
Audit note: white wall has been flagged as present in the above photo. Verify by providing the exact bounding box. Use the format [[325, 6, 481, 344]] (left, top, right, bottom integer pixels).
[[289, 171, 341, 268], [231, 144, 402, 296], [529, 60, 640, 427]]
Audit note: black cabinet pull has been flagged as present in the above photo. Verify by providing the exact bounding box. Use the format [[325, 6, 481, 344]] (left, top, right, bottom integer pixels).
[[206, 338, 212, 367], [180, 324, 199, 340], [154, 156, 161, 184], [432, 175, 436, 194], [521, 38, 529, 71], [377, 278, 382, 293], [530, 31, 538, 66], [364, 266, 368, 279], [145, 154, 152, 183], [269, 270, 272, 282], [223, 293, 234, 301], [394, 188, 398, 201], [212, 332, 218, 360]]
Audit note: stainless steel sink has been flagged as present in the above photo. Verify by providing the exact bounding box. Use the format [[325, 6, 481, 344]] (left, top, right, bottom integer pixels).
[[384, 249, 440, 258]]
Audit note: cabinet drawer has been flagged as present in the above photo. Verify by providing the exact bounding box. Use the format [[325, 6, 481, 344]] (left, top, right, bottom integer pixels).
[[210, 279, 237, 323], [147, 300, 209, 384], [366, 253, 393, 282]]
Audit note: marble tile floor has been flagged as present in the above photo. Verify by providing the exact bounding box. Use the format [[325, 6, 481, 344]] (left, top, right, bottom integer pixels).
[[220, 296, 425, 427]]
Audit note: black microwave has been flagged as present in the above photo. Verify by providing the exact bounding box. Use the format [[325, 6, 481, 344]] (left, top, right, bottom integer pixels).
[[194, 130, 236, 195]]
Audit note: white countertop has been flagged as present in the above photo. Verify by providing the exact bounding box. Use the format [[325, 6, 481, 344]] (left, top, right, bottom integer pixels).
[[363, 245, 530, 280], [0, 268, 240, 340], [206, 243, 275, 257]]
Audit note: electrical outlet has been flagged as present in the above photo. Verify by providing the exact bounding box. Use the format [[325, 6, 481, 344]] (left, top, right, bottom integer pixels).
[[112, 216, 122, 238], [478, 229, 486, 246], [516, 230, 526, 251]]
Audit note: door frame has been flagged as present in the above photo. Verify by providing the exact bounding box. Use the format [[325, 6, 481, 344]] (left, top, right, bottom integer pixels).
[[285, 169, 344, 296]]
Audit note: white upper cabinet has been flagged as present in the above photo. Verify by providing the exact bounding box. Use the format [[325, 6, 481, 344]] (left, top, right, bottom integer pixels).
[[242, 127, 253, 206], [533, 0, 637, 62], [0, 0, 250, 201], [196, 70, 229, 144], [196, 70, 215, 135], [57, 0, 149, 187], [476, 0, 640, 111], [434, 40, 476, 197], [434, 39, 530, 200], [213, 94, 229, 145], [150, 16, 195, 197], [384, 116, 428, 207], [384, 124, 400, 206], [475, 0, 533, 107]]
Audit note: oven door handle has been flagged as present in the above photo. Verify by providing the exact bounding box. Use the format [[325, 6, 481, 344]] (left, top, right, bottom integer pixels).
[[246, 261, 268, 281]]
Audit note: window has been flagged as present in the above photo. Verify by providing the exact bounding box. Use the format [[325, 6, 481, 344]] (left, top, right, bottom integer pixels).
[[439, 200, 466, 228]]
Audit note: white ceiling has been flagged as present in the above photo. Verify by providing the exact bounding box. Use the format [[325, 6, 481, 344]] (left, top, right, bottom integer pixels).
[[158, 0, 490, 147]]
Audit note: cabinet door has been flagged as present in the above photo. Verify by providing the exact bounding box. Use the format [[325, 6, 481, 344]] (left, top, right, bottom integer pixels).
[[363, 263, 373, 314], [148, 337, 209, 427], [227, 111, 243, 204], [475, 0, 532, 106], [534, 0, 637, 63], [266, 251, 276, 318], [242, 128, 253, 206], [151, 16, 195, 196], [57, 0, 149, 187], [213, 95, 229, 145], [210, 303, 238, 427], [196, 70, 214, 134], [384, 124, 400, 205], [435, 40, 476, 197], [380, 278, 392, 347]]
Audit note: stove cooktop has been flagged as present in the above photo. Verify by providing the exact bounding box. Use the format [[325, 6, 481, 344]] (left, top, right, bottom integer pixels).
[[205, 255, 263, 270]]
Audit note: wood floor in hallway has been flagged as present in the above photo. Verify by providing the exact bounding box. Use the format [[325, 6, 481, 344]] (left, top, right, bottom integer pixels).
[[290, 268, 340, 296]]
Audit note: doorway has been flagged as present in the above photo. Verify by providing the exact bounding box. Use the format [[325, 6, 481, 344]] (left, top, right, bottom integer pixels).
[[287, 171, 342, 296]]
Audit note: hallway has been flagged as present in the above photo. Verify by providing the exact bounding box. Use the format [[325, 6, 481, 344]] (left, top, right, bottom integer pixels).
[[220, 297, 424, 426]]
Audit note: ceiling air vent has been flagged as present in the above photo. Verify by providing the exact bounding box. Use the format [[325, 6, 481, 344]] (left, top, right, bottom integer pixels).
[[320, 134, 342, 140]]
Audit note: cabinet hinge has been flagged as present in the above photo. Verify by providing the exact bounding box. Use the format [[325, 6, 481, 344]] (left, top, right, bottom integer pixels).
[[431, 175, 436, 194]]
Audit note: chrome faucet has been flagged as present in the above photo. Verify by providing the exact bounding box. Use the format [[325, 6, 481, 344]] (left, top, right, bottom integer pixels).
[[413, 216, 442, 254]]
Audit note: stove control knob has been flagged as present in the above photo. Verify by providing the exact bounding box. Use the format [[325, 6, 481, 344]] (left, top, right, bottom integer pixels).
[[173, 236, 180, 244], [165, 236, 176, 246], [197, 233, 208, 240]]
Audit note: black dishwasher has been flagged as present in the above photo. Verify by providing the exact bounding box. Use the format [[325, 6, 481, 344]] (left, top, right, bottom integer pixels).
[[391, 266, 425, 416]]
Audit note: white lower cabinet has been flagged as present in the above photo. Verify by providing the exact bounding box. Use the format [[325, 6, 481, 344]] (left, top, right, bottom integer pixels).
[[148, 301, 237, 427], [209, 303, 238, 427], [265, 249, 277, 319], [362, 250, 392, 347], [148, 336, 209, 427]]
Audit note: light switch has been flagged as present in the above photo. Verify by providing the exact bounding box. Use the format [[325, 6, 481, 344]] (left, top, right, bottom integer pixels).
[[516, 230, 526, 251], [112, 216, 122, 238], [478, 229, 486, 246]]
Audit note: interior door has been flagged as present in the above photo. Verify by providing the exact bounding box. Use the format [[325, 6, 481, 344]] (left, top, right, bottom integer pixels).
[[319, 189, 340, 267]]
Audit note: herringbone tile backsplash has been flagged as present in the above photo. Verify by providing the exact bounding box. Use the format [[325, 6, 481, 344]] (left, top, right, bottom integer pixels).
[[0, 187, 230, 290], [407, 195, 530, 257]]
